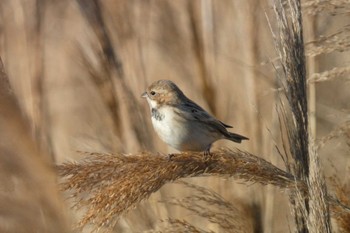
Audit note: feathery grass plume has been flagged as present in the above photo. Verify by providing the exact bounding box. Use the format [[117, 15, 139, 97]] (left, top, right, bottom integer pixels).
[[306, 142, 331, 232], [150, 218, 213, 233], [273, 2, 309, 230], [58, 149, 302, 230], [0, 58, 70, 232], [302, 0, 350, 15], [273, 0, 319, 231], [316, 121, 350, 150], [305, 26, 350, 57], [329, 175, 350, 232], [159, 181, 253, 233], [274, 0, 334, 231], [274, 0, 309, 179], [308, 66, 350, 83]]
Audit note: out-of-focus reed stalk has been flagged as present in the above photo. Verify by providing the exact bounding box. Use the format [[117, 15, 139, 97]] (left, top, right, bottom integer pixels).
[[0, 58, 70, 232]]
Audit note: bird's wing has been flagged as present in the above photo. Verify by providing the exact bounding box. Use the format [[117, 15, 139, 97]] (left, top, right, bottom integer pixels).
[[220, 121, 233, 128], [174, 99, 231, 136]]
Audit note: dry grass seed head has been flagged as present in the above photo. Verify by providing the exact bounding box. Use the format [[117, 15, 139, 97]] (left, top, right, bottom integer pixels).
[[308, 66, 350, 83], [306, 141, 331, 233], [302, 0, 350, 15], [305, 27, 350, 57], [329, 173, 350, 232], [58, 149, 301, 230], [161, 181, 252, 233], [152, 218, 213, 233]]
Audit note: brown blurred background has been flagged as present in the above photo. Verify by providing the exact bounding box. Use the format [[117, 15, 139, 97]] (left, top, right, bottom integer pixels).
[[0, 0, 349, 232]]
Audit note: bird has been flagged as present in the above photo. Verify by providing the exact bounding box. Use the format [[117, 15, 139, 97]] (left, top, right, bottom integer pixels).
[[141, 80, 248, 154]]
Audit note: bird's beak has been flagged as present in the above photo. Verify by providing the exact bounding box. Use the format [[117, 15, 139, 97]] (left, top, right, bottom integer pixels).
[[141, 91, 148, 98]]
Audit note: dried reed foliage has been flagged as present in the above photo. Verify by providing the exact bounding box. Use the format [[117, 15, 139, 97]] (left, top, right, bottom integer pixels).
[[274, 0, 309, 177], [187, 1, 216, 115], [302, 0, 350, 15], [76, 0, 153, 150], [57, 148, 350, 232], [150, 219, 213, 233], [0, 59, 70, 232], [58, 149, 301, 230], [75, 0, 123, 130], [273, 2, 309, 230], [2, 0, 349, 232], [317, 121, 350, 150], [329, 176, 350, 233], [308, 66, 350, 83], [306, 143, 331, 232], [302, 4, 350, 232], [159, 181, 253, 233], [273, 0, 332, 232], [272, 0, 350, 231], [305, 27, 350, 57]]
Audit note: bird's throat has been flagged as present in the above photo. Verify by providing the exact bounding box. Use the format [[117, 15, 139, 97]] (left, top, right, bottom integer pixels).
[[151, 108, 164, 121]]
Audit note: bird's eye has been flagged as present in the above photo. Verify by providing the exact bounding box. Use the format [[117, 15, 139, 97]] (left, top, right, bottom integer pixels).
[[150, 91, 156, 96]]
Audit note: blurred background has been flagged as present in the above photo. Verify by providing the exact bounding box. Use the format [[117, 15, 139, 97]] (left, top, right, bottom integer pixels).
[[0, 0, 349, 232]]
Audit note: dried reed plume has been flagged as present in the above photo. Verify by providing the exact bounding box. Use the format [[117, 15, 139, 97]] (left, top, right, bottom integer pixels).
[[308, 66, 350, 83], [58, 149, 300, 230], [303, 0, 350, 15], [306, 143, 331, 232], [273, 0, 332, 232], [158, 181, 253, 233], [329, 176, 350, 232], [305, 26, 350, 57], [273, 1, 310, 230], [274, 0, 309, 178], [151, 218, 213, 233]]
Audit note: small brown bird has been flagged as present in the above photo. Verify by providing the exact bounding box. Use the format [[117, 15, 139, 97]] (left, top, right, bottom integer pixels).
[[142, 80, 248, 153]]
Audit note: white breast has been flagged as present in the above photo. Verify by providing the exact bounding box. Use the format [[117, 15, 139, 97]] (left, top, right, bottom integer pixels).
[[150, 105, 219, 151], [151, 106, 184, 148]]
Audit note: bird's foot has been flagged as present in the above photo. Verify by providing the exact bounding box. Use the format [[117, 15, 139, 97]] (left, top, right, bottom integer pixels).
[[166, 153, 175, 161], [203, 147, 212, 161]]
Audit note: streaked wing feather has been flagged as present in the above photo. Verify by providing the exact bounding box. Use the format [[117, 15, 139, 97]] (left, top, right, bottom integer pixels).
[[175, 99, 230, 136], [220, 121, 233, 128]]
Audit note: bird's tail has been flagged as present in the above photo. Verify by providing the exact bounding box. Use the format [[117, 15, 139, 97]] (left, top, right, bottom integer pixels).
[[227, 132, 249, 143]]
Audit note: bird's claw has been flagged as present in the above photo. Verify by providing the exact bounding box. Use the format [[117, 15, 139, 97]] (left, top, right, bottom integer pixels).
[[203, 148, 212, 161], [167, 153, 175, 161]]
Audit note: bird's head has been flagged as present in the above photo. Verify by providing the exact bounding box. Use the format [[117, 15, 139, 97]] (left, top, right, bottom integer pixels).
[[141, 80, 185, 108]]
